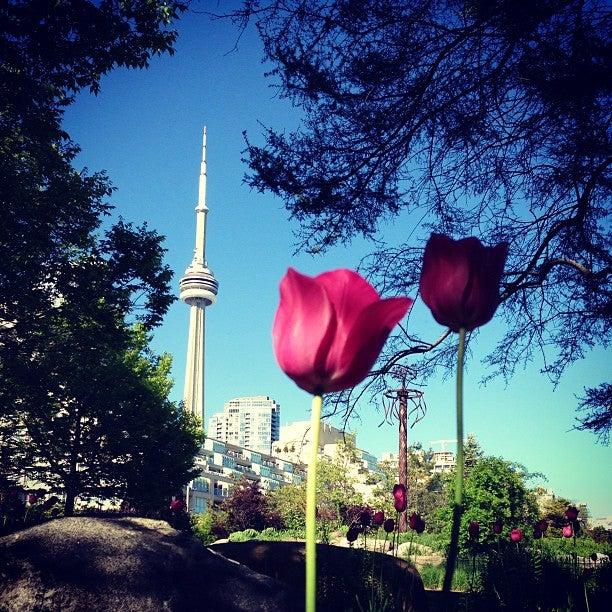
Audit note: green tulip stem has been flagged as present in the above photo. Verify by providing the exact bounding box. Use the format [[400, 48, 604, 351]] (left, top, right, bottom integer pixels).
[[306, 394, 323, 612], [443, 327, 466, 595]]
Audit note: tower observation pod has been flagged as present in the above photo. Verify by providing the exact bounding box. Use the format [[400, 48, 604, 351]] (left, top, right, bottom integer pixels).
[[179, 127, 218, 426]]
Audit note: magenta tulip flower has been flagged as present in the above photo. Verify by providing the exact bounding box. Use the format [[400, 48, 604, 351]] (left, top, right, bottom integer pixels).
[[408, 512, 425, 533], [27, 493, 38, 505], [393, 484, 408, 512], [419, 234, 508, 332], [533, 527, 543, 539], [359, 510, 372, 528], [535, 519, 549, 533], [468, 521, 480, 539], [347, 527, 359, 543], [565, 506, 579, 521], [383, 518, 395, 533], [562, 524, 574, 538], [510, 528, 523, 543], [491, 519, 503, 535], [372, 511, 385, 527], [273, 268, 413, 394]]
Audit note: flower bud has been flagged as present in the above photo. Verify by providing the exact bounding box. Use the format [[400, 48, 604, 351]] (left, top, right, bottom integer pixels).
[[468, 521, 480, 539], [393, 484, 407, 512]]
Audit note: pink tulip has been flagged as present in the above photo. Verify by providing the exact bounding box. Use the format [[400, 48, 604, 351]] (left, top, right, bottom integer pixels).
[[393, 484, 407, 512], [562, 524, 573, 538], [468, 521, 480, 538], [273, 268, 412, 394], [510, 528, 523, 543], [565, 506, 579, 521], [372, 511, 385, 527], [419, 234, 508, 332]]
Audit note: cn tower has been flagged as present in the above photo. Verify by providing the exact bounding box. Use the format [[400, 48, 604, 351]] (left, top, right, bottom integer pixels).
[[179, 128, 218, 426]]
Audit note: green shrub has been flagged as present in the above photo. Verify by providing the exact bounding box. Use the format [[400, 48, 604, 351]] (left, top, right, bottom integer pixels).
[[229, 528, 260, 542], [191, 508, 228, 545], [418, 562, 475, 592]]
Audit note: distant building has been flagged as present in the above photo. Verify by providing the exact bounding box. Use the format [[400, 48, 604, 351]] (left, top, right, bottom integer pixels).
[[209, 396, 280, 455], [187, 437, 305, 514], [271, 420, 349, 464], [271, 420, 380, 501], [432, 450, 456, 473]]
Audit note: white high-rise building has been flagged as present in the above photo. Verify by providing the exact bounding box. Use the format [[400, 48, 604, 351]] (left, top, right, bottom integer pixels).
[[209, 396, 280, 455], [179, 128, 218, 426]]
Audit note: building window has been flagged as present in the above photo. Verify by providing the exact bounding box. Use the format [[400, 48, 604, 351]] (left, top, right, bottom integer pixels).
[[194, 497, 206, 513]]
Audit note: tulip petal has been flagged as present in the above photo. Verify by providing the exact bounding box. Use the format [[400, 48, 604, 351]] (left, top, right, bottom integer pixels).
[[325, 296, 413, 392], [272, 268, 337, 394]]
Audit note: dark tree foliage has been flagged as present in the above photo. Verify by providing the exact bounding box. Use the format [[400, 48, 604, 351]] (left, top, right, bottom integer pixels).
[[221, 477, 283, 532], [1, 0, 185, 340], [0, 1, 197, 513], [228, 0, 611, 436], [575, 383, 612, 444]]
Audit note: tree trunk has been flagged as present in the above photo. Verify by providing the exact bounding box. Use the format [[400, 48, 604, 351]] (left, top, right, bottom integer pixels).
[[64, 487, 76, 516], [64, 409, 82, 517], [398, 391, 408, 532]]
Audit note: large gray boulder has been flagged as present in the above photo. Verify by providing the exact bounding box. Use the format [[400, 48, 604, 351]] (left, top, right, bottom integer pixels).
[[0, 517, 299, 611]]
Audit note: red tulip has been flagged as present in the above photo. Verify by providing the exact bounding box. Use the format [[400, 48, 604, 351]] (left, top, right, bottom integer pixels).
[[419, 234, 508, 332], [359, 510, 372, 528], [41, 495, 59, 511], [372, 511, 385, 527], [535, 519, 548, 533], [383, 518, 395, 533], [562, 524, 573, 538], [273, 268, 413, 394], [393, 484, 407, 512], [169, 498, 184, 512], [491, 519, 503, 535], [408, 512, 425, 533], [565, 506, 579, 521], [533, 528, 543, 540], [510, 528, 523, 543], [347, 527, 359, 543], [468, 521, 480, 539], [27, 493, 38, 505]]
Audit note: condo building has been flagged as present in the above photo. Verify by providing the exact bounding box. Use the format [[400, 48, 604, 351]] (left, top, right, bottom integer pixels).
[[208, 396, 280, 455]]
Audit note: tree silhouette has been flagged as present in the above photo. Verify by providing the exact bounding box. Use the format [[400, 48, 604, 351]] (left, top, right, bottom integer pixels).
[[227, 0, 611, 438]]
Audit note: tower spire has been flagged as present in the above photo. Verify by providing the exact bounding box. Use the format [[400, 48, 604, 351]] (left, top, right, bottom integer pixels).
[[179, 128, 218, 426]]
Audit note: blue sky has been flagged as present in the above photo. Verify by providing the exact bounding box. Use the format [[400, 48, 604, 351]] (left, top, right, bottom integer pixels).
[[63, 7, 611, 517]]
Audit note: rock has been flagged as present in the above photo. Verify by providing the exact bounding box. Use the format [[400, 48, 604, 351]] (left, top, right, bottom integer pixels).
[[0, 517, 299, 611], [212, 541, 429, 611]]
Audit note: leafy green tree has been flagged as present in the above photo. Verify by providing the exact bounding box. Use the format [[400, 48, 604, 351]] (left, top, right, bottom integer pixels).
[[0, 0, 192, 515], [463, 434, 484, 475], [1, 0, 186, 351], [270, 481, 307, 532], [316, 441, 363, 519], [231, 0, 611, 434], [439, 456, 539, 552], [1, 325, 202, 515]]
